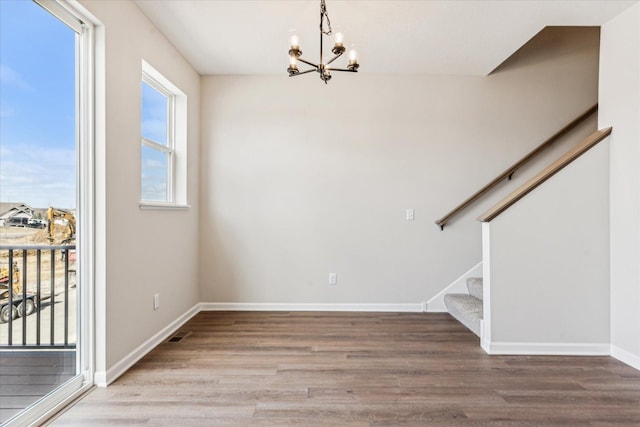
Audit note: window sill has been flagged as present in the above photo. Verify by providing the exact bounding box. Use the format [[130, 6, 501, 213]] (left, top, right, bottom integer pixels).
[[139, 202, 191, 211]]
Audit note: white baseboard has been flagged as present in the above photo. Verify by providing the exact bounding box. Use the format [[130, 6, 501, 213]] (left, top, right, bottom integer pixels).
[[480, 319, 491, 354], [94, 370, 107, 388], [94, 303, 200, 387], [611, 344, 640, 370], [425, 261, 483, 312], [483, 341, 610, 356], [199, 302, 424, 312]]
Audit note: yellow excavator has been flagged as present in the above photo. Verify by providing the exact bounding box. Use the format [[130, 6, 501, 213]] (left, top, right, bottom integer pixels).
[[0, 262, 35, 322], [47, 207, 76, 245], [0, 263, 21, 296]]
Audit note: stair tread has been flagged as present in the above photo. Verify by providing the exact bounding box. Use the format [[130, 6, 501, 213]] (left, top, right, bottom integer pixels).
[[466, 277, 483, 301], [444, 293, 483, 337]]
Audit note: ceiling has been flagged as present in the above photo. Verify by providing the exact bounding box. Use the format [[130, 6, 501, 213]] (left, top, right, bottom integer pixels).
[[133, 0, 636, 76]]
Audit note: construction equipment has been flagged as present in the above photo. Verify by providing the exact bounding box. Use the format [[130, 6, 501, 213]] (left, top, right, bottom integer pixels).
[[0, 262, 36, 323], [47, 207, 76, 245]]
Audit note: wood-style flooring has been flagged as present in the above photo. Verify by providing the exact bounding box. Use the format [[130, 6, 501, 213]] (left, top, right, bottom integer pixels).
[[52, 312, 640, 426]]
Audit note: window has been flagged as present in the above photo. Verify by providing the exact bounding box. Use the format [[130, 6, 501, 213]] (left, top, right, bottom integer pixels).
[[141, 77, 173, 202], [140, 62, 187, 207]]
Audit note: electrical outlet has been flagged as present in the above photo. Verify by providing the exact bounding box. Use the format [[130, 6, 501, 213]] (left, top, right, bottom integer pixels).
[[153, 294, 160, 310], [329, 273, 337, 285], [406, 209, 415, 221]]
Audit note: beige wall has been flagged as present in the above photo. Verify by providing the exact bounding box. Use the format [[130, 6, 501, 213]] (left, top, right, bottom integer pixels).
[[80, 0, 200, 382], [199, 28, 599, 306], [483, 140, 610, 349], [601, 3, 640, 368]]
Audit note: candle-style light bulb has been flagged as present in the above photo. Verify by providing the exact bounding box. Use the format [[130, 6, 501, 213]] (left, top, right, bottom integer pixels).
[[288, 29, 301, 58], [287, 55, 299, 75], [290, 34, 299, 49], [331, 31, 346, 55], [347, 47, 359, 71]]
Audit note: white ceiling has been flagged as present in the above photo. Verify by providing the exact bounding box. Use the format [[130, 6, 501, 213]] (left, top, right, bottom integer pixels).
[[133, 0, 636, 76]]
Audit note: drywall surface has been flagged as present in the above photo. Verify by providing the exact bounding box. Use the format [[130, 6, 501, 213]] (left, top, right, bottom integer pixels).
[[80, 0, 200, 377], [484, 141, 610, 346], [200, 27, 600, 305], [600, 3, 640, 367]]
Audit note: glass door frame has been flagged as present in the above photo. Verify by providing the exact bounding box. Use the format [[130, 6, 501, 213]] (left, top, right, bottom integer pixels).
[[5, 0, 96, 424]]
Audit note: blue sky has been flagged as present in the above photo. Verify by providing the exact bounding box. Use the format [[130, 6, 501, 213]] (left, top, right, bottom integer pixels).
[[0, 0, 76, 209], [141, 81, 169, 202]]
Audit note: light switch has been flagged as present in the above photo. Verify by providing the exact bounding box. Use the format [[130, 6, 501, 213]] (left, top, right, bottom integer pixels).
[[329, 273, 337, 285]]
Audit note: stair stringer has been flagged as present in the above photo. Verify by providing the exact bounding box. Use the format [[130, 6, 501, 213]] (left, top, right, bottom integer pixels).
[[425, 261, 483, 312]]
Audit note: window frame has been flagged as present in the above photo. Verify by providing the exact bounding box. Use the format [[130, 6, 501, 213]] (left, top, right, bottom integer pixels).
[[141, 74, 175, 204], [139, 61, 189, 210]]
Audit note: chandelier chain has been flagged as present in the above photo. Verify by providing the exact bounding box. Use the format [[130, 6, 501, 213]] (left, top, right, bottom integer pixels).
[[320, 0, 332, 36]]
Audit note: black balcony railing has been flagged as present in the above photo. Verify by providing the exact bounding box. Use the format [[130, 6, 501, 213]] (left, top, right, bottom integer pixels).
[[0, 245, 76, 349]]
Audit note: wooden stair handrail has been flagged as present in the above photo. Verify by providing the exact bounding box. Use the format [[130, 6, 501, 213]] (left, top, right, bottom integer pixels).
[[435, 103, 598, 229], [478, 127, 612, 223]]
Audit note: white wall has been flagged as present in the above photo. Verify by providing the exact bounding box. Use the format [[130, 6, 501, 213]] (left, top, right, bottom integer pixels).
[[200, 27, 599, 306], [80, 0, 200, 383], [482, 141, 610, 352], [600, 3, 640, 369]]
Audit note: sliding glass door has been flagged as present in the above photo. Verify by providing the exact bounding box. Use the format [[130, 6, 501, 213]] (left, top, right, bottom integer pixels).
[[0, 0, 93, 424]]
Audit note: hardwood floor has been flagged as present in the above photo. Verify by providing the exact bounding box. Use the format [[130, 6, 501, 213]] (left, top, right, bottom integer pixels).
[[0, 350, 75, 423], [51, 312, 640, 426]]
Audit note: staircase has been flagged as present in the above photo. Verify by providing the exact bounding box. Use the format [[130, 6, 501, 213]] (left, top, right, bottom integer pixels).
[[444, 277, 483, 337]]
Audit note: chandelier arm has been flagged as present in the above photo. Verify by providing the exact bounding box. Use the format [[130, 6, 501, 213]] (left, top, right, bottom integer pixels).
[[296, 57, 319, 69], [326, 68, 358, 73], [325, 52, 343, 66], [289, 68, 317, 77]]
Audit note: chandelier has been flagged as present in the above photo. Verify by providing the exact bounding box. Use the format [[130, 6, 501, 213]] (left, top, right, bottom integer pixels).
[[287, 0, 359, 84]]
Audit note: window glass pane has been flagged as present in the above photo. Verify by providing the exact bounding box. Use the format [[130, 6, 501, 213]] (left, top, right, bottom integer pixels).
[[141, 81, 167, 145], [0, 0, 76, 209], [141, 145, 168, 202]]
